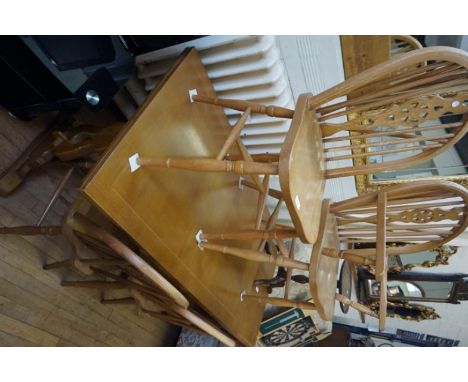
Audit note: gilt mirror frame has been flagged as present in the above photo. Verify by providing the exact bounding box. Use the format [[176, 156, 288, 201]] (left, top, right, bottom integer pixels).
[[365, 245, 459, 274], [351, 127, 468, 194], [353, 149, 468, 195]]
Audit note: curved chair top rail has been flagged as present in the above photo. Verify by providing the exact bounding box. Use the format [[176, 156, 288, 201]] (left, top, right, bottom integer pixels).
[[67, 212, 237, 347], [311, 46, 468, 108], [390, 35, 423, 55], [331, 180, 468, 255], [315, 46, 468, 178]]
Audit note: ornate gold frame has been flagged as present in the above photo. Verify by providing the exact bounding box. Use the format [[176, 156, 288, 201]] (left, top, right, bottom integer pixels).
[[369, 301, 440, 322], [355, 173, 468, 195], [367, 245, 458, 274]]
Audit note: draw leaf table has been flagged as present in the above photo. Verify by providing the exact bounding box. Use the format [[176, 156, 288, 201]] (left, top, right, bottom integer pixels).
[[81, 48, 274, 346]]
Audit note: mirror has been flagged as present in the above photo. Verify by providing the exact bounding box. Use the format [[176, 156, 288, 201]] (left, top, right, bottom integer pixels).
[[355, 114, 468, 193], [362, 245, 457, 273], [368, 279, 454, 301]]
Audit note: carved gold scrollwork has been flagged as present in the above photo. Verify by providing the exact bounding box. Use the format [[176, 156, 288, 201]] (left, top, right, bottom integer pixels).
[[367, 245, 458, 273], [356, 173, 468, 195], [369, 301, 440, 321]]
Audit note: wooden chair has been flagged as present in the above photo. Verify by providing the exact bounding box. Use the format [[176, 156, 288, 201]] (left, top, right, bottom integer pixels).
[[0, 166, 75, 236], [129, 46, 468, 244], [197, 180, 468, 332], [61, 213, 237, 346], [0, 120, 123, 196], [0, 196, 237, 346], [194, 46, 468, 179], [333, 180, 468, 256]]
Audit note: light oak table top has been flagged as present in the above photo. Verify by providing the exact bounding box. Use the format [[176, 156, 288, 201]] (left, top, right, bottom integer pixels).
[[81, 49, 273, 346]]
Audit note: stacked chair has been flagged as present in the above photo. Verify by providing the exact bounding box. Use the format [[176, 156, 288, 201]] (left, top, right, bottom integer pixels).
[[0, 196, 236, 346]]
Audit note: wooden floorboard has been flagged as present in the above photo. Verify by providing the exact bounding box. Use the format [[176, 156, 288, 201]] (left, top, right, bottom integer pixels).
[[0, 329, 36, 346], [0, 107, 180, 346]]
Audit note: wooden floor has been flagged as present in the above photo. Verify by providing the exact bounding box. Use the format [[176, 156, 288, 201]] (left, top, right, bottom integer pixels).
[[0, 107, 180, 346]]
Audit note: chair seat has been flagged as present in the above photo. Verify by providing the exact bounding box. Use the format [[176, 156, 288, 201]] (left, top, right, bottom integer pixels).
[[308, 200, 340, 320], [279, 94, 325, 244]]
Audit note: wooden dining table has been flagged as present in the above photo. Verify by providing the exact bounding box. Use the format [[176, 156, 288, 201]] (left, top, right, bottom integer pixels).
[[81, 48, 274, 346]]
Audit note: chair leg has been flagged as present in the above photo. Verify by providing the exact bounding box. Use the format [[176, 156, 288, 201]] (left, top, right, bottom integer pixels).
[[216, 108, 267, 194], [255, 175, 270, 230], [335, 294, 378, 318], [141, 307, 193, 329], [257, 198, 284, 251], [200, 242, 309, 270], [36, 167, 74, 226], [0, 226, 62, 235], [240, 290, 316, 310], [89, 266, 164, 299], [283, 238, 297, 299], [79, 258, 129, 267], [135, 157, 279, 175], [242, 179, 283, 200], [230, 153, 280, 163], [253, 267, 288, 292], [43, 258, 73, 270], [61, 280, 126, 289], [192, 94, 295, 119], [341, 252, 376, 266], [199, 228, 298, 242], [234, 137, 266, 193], [322, 248, 376, 267], [101, 297, 136, 305], [216, 108, 251, 161]]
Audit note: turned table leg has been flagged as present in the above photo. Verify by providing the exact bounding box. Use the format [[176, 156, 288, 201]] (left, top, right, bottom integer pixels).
[[130, 155, 279, 175]]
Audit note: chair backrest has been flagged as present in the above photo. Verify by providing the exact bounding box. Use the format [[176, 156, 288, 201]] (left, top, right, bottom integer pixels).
[[310, 46, 468, 178], [331, 180, 468, 256], [68, 212, 190, 308], [66, 212, 237, 346]]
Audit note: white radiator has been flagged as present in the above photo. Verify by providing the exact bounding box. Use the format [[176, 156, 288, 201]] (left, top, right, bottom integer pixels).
[[131, 35, 295, 222], [135, 35, 294, 155]]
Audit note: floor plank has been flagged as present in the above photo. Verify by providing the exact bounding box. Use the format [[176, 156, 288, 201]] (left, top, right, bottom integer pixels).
[[0, 312, 60, 346], [0, 329, 37, 346], [0, 106, 180, 346]]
